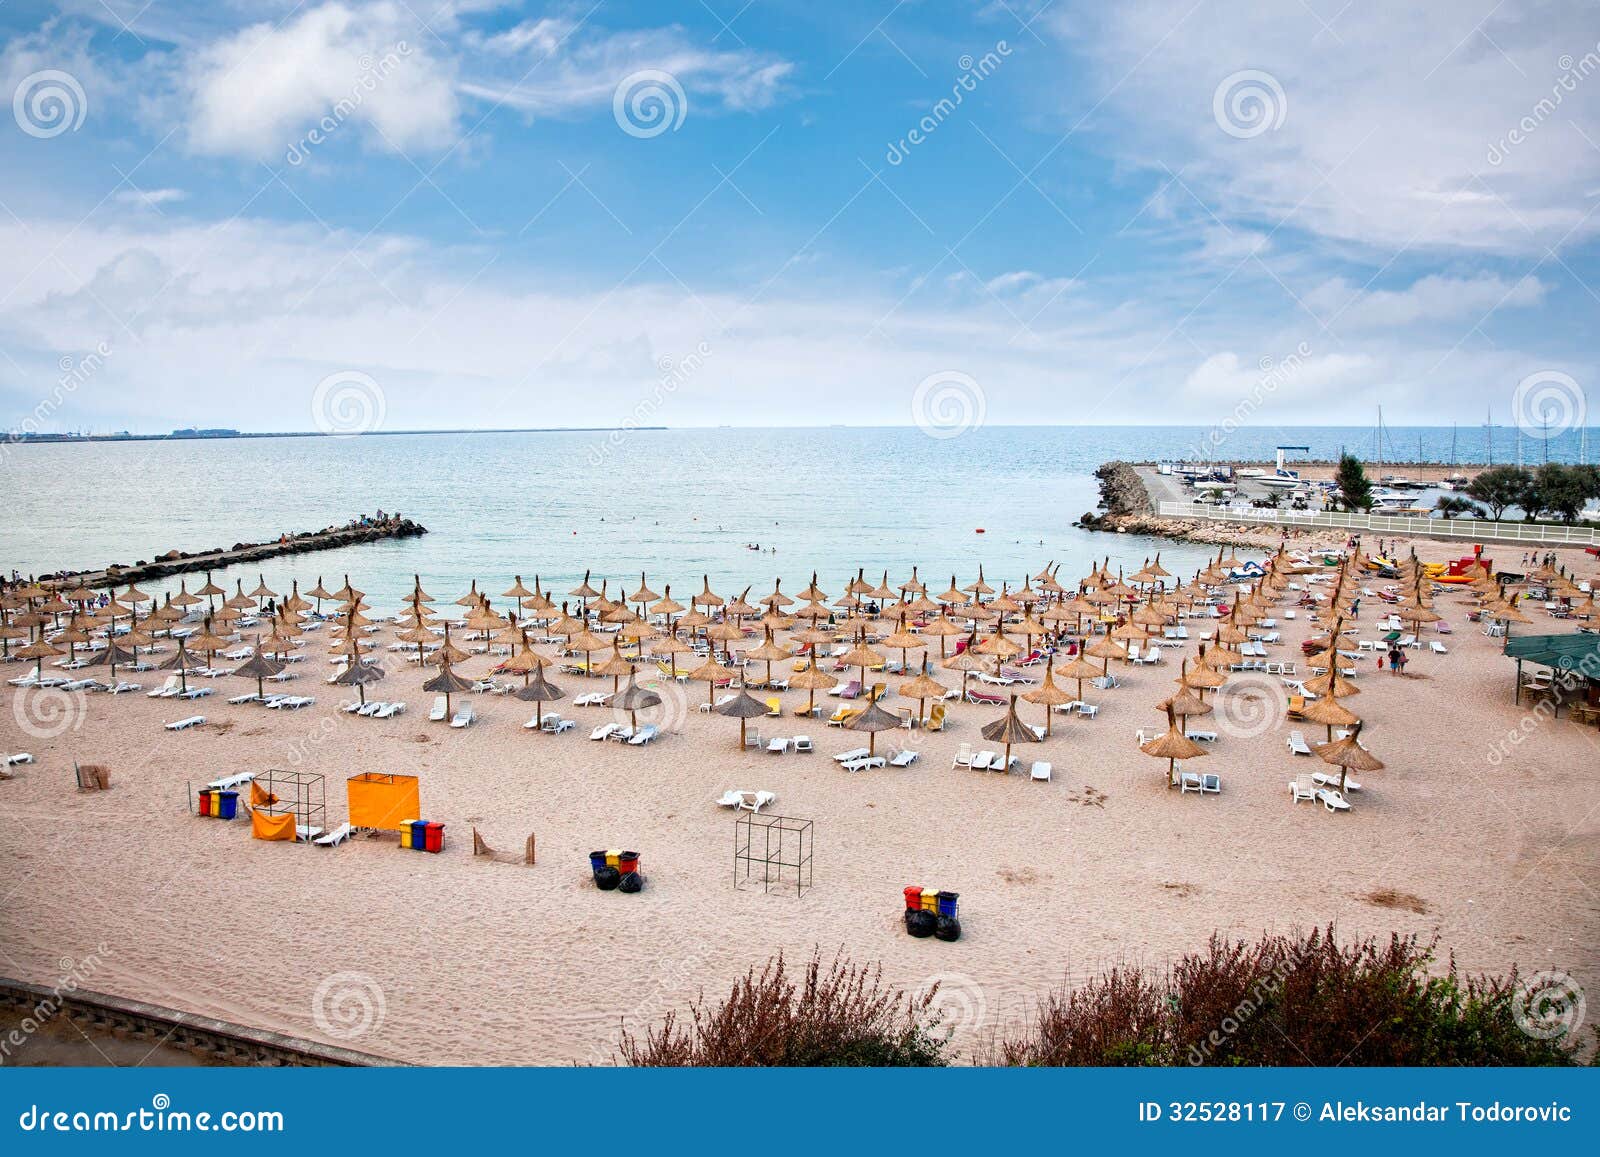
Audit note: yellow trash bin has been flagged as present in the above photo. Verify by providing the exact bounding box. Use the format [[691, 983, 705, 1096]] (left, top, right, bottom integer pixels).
[[399, 819, 417, 849], [921, 888, 939, 912]]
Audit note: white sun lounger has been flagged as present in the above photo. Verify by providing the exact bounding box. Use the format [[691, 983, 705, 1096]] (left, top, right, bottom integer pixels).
[[792, 735, 813, 753], [628, 725, 659, 746], [970, 750, 996, 770], [1184, 728, 1217, 742], [1030, 760, 1052, 781], [6, 753, 35, 766], [313, 823, 354, 847], [147, 677, 181, 698], [590, 723, 619, 741], [227, 693, 262, 705], [450, 704, 475, 728], [766, 736, 788, 753], [834, 747, 870, 763], [1312, 771, 1360, 792], [888, 748, 919, 768], [206, 770, 254, 790], [1180, 770, 1204, 794], [164, 716, 205, 730], [952, 742, 973, 768], [842, 755, 885, 773], [429, 696, 447, 721], [1430, 641, 1448, 654], [1288, 776, 1318, 804], [178, 686, 213, 700], [1317, 787, 1351, 812], [1287, 731, 1313, 756]]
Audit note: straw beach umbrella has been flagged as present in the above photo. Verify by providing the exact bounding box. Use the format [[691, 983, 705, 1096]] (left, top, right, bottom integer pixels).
[[1140, 705, 1207, 787], [789, 662, 838, 719], [1055, 652, 1103, 704], [714, 688, 769, 750], [613, 675, 662, 734], [980, 693, 1042, 770], [333, 656, 387, 705], [423, 659, 474, 721], [514, 664, 565, 729], [843, 690, 902, 757], [230, 637, 285, 699], [898, 662, 949, 727], [688, 653, 738, 708], [1021, 658, 1074, 736], [1313, 721, 1384, 796]]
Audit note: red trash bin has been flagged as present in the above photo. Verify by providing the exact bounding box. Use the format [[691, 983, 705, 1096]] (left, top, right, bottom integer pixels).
[[903, 885, 923, 911], [423, 821, 445, 854], [618, 851, 640, 874], [197, 789, 212, 817]]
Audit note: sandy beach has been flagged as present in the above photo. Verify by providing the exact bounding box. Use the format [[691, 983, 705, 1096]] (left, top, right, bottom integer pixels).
[[2, 538, 1596, 1066]]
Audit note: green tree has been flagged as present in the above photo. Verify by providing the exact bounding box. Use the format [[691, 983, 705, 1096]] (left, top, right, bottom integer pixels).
[[1533, 463, 1593, 524], [1434, 495, 1483, 520], [1334, 453, 1373, 512], [1464, 465, 1532, 521]]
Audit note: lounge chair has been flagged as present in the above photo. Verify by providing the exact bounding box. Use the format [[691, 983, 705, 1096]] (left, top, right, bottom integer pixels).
[[839, 681, 863, 700], [1184, 728, 1217, 742], [765, 697, 781, 717], [887, 748, 919, 768], [1030, 760, 1052, 781], [833, 747, 870, 764], [6, 672, 39, 688], [766, 736, 788, 754], [374, 701, 406, 719], [227, 692, 262, 706], [1311, 771, 1360, 792], [280, 696, 315, 709], [970, 750, 996, 770], [450, 704, 475, 728], [146, 676, 181, 698], [739, 790, 776, 812], [715, 789, 745, 808], [841, 755, 885, 773], [1288, 776, 1318, 804], [429, 696, 447, 721], [1180, 770, 1204, 794], [793, 735, 813, 753], [178, 686, 213, 700], [827, 706, 861, 726], [628, 725, 659, 746], [164, 716, 205, 730], [1287, 731, 1313, 756], [313, 823, 354, 848], [927, 704, 947, 731], [1430, 641, 1448, 654], [1201, 773, 1221, 793], [590, 722, 619, 741], [952, 742, 973, 768], [6, 753, 35, 766], [965, 689, 1004, 706], [1317, 787, 1351, 812]]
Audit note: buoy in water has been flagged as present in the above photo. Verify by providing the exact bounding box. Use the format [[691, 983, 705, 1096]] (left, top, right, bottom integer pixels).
[[974, 528, 985, 534]]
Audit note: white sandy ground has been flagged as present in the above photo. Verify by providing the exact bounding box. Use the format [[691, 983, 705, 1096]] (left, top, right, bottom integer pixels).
[[1, 540, 1597, 1065]]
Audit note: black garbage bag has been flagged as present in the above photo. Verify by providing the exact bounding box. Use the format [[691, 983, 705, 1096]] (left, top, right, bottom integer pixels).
[[906, 909, 937, 938], [618, 871, 644, 893], [594, 865, 621, 890], [934, 916, 962, 942]]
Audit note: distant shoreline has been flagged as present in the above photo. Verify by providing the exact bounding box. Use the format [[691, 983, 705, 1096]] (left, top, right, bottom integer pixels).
[[3, 426, 668, 446]]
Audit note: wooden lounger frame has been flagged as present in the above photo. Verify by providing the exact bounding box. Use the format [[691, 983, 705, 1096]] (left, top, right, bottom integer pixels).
[[472, 827, 536, 865]]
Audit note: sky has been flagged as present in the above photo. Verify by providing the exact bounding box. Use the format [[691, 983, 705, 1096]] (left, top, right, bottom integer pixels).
[[0, 0, 1597, 436]]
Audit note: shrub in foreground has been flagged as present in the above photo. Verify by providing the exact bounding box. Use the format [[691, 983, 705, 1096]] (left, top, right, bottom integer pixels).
[[617, 951, 949, 1067]]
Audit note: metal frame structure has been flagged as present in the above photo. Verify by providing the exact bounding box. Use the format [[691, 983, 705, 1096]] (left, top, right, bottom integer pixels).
[[259, 768, 326, 842], [733, 812, 813, 897]]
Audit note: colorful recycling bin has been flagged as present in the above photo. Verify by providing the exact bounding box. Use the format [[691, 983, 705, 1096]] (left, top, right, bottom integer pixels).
[[921, 888, 939, 912], [903, 885, 923, 911], [605, 849, 620, 868], [216, 791, 239, 821], [423, 821, 445, 854], [589, 850, 607, 873], [399, 819, 417, 849], [410, 820, 429, 851], [197, 789, 212, 817], [618, 851, 640, 874], [937, 891, 959, 918]]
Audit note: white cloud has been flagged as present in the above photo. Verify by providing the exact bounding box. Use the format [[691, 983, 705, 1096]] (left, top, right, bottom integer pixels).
[[114, 188, 188, 207], [1304, 273, 1548, 329], [456, 26, 792, 117], [184, 2, 460, 160], [1058, 1, 1600, 255]]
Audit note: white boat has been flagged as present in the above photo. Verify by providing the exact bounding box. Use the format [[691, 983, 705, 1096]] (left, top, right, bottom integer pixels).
[[1258, 472, 1303, 490]]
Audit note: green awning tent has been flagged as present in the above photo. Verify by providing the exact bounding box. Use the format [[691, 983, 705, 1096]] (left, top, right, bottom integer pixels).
[[1504, 633, 1600, 708]]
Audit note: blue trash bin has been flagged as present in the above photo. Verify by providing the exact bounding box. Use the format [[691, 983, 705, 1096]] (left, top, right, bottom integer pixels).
[[410, 819, 429, 851], [216, 791, 239, 820]]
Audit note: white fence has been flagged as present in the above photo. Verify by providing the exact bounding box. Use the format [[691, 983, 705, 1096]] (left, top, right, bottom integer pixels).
[[1156, 501, 1600, 548]]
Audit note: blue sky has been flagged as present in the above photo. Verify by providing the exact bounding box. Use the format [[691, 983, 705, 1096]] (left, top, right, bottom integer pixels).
[[1, 0, 1597, 435]]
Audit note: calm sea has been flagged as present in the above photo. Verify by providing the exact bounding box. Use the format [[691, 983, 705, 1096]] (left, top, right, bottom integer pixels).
[[2, 425, 1592, 608]]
